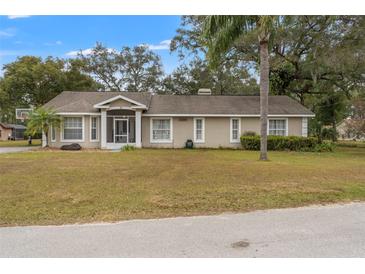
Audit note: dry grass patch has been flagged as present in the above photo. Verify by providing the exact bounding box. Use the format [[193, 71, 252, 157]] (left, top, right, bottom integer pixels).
[[0, 139, 41, 147], [0, 147, 364, 226]]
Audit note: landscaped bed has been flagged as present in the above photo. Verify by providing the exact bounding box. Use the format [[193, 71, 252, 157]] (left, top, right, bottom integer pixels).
[[0, 147, 364, 226], [0, 139, 41, 147]]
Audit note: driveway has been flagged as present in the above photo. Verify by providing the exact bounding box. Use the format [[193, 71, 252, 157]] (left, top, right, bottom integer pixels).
[[1, 202, 364, 257], [0, 147, 35, 154]]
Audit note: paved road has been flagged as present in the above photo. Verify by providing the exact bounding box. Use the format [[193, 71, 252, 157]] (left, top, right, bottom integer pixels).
[[1, 203, 364, 257], [0, 147, 35, 154]]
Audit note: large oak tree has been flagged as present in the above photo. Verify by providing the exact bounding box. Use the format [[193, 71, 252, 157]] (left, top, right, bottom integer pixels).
[[78, 43, 164, 92]]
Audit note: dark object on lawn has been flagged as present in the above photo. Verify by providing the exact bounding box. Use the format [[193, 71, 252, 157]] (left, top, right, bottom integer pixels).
[[28, 135, 32, 145], [185, 139, 194, 149], [61, 143, 81, 151]]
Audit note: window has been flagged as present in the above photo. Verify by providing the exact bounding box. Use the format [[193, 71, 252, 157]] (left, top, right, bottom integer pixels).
[[90, 117, 99, 141], [268, 119, 287, 136], [51, 126, 56, 142], [62, 117, 83, 141], [194, 118, 205, 143], [151, 118, 172, 143], [230, 118, 241, 143]]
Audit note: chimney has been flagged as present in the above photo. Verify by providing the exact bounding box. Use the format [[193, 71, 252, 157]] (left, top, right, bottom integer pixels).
[[197, 88, 212, 95]]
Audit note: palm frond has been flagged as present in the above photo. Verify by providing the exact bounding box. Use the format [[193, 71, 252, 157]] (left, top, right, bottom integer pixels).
[[26, 107, 60, 137], [203, 16, 258, 67]]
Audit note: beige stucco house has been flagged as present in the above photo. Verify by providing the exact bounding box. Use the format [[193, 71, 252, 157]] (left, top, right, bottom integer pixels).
[[0, 123, 27, 141], [43, 90, 314, 149]]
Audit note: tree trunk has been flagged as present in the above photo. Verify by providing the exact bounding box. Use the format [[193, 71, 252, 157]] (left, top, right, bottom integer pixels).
[[259, 40, 269, 161], [332, 118, 337, 142], [45, 132, 49, 147]]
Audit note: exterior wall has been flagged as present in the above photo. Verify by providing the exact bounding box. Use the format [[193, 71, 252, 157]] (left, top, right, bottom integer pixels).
[[142, 116, 240, 148], [49, 115, 307, 149], [241, 117, 260, 135], [241, 117, 302, 136], [288, 117, 302, 136], [173, 117, 194, 147], [0, 126, 12, 141], [196, 117, 236, 148], [48, 115, 100, 148], [141, 116, 307, 149]]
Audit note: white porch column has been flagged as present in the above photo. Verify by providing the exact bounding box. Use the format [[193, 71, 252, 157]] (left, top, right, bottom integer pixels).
[[135, 110, 142, 148], [101, 109, 107, 149]]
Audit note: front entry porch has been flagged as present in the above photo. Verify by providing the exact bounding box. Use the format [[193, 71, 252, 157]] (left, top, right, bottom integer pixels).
[[100, 109, 142, 149]]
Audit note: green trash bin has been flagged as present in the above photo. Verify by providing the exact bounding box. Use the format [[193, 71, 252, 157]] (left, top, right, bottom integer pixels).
[[185, 139, 194, 149]]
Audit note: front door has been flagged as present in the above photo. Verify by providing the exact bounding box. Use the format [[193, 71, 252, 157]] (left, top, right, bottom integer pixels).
[[114, 119, 128, 143]]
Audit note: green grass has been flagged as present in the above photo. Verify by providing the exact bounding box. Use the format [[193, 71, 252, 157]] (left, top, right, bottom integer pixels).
[[0, 147, 364, 226], [0, 139, 41, 147]]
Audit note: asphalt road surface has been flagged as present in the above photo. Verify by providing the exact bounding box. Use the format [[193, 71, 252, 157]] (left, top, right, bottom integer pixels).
[[1, 203, 364, 257]]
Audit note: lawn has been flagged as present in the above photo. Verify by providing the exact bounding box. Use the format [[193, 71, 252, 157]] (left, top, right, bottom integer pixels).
[[0, 139, 41, 147], [336, 140, 365, 148], [0, 147, 365, 226]]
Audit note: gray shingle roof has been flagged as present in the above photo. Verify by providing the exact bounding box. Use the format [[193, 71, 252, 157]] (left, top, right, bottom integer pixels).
[[43, 91, 314, 116], [147, 95, 314, 115], [0, 123, 26, 129]]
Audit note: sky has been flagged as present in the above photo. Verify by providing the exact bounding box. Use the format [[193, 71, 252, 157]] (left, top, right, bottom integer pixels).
[[0, 15, 183, 76]]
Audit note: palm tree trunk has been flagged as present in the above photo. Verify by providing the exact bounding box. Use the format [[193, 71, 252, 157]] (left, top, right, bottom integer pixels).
[[259, 40, 269, 161], [45, 132, 49, 147]]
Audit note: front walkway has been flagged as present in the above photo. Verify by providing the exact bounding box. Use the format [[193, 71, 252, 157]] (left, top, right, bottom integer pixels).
[[0, 147, 35, 154], [1, 202, 364, 257]]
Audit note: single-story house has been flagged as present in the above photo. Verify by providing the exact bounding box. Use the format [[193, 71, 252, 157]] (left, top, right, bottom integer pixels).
[[43, 90, 315, 149], [337, 118, 365, 141], [0, 123, 27, 141]]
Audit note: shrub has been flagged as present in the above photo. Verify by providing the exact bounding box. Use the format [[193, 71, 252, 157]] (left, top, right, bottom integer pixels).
[[314, 141, 336, 152], [121, 144, 136, 151], [240, 136, 261, 150], [242, 131, 257, 136], [321, 127, 338, 141], [240, 135, 319, 151]]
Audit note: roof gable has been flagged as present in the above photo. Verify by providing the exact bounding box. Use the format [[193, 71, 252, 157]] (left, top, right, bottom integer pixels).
[[93, 95, 147, 109], [43, 91, 151, 113]]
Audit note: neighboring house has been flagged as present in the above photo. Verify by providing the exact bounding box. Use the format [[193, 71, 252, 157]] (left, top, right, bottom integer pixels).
[[337, 118, 365, 141], [43, 90, 315, 149], [0, 123, 27, 141]]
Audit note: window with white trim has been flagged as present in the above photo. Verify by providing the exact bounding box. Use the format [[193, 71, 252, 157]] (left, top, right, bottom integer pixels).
[[63, 117, 83, 140], [230, 118, 240, 142], [268, 119, 287, 136], [194, 118, 205, 143], [91, 117, 98, 141], [51, 126, 56, 142], [151, 118, 171, 142]]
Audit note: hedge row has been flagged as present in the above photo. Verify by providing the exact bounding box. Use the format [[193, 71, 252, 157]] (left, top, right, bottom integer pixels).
[[240, 135, 319, 151]]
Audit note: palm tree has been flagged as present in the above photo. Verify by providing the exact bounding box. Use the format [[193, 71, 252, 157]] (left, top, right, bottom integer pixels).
[[26, 107, 60, 147], [203, 16, 277, 160]]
